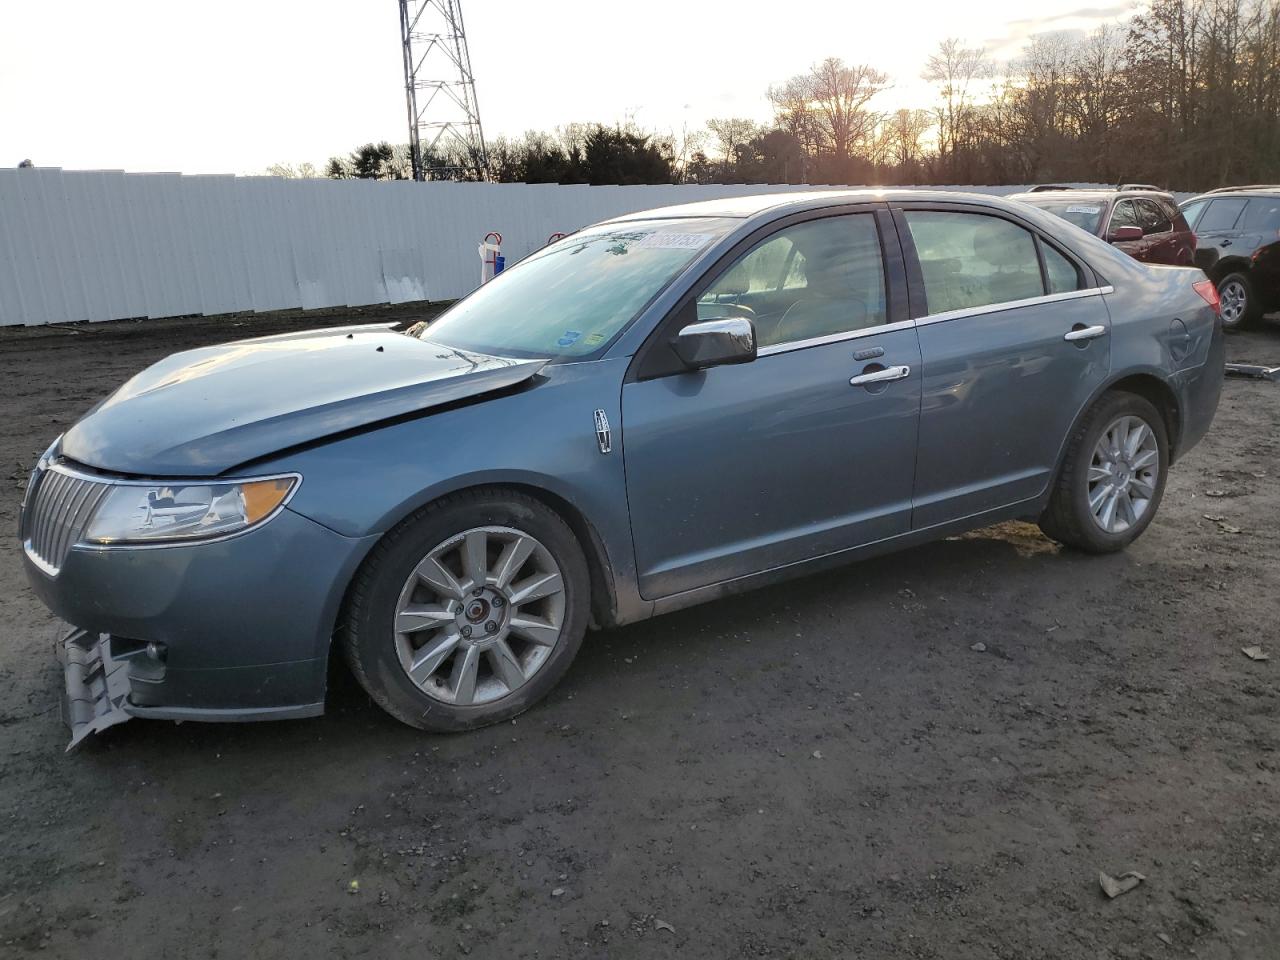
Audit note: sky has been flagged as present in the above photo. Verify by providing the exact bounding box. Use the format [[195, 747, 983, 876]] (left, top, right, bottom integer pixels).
[[0, 0, 1140, 176]]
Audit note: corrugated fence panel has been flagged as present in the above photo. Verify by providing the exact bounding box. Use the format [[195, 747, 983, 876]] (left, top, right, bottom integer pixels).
[[1, 170, 1159, 327]]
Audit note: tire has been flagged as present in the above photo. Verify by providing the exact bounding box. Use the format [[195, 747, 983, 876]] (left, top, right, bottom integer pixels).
[[1217, 272, 1261, 330], [342, 489, 590, 732], [1039, 391, 1169, 554]]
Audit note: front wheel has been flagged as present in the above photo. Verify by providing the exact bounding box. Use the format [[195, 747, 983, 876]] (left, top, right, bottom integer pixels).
[[1039, 392, 1169, 553], [1217, 272, 1261, 330], [343, 490, 590, 732]]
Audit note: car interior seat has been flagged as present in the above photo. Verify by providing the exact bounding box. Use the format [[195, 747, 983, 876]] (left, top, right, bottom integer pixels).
[[771, 243, 870, 345]]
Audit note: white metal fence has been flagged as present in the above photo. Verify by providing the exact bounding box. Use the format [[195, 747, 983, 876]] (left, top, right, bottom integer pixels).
[[0, 170, 1110, 327]]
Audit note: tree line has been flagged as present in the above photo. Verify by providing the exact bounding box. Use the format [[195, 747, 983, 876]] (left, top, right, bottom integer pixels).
[[312, 0, 1280, 192]]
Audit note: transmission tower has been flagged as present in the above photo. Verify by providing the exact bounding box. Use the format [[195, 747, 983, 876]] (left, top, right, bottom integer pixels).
[[398, 0, 489, 181]]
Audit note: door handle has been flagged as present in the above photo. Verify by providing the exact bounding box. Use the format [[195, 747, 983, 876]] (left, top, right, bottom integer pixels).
[[1063, 324, 1107, 342], [850, 364, 910, 386]]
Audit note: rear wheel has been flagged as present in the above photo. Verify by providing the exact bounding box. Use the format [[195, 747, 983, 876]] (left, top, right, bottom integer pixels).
[[343, 490, 590, 731], [1039, 392, 1169, 553], [1217, 272, 1261, 330]]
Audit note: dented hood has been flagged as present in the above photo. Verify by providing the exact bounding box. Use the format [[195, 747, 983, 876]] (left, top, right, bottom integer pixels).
[[60, 325, 546, 476]]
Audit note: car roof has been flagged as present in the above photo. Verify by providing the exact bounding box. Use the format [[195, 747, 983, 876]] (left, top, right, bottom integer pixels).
[[1203, 184, 1280, 194], [604, 188, 1036, 222], [1185, 187, 1280, 202], [1007, 189, 1174, 203]]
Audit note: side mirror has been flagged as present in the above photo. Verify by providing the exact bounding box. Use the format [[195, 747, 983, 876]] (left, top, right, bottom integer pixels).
[[1108, 225, 1143, 242], [671, 317, 757, 370]]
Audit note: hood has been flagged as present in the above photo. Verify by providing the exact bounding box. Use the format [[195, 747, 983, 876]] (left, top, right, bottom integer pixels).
[[60, 325, 546, 476]]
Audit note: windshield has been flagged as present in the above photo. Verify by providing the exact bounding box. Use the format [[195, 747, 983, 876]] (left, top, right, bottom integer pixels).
[[419, 217, 737, 359], [1022, 198, 1108, 235]]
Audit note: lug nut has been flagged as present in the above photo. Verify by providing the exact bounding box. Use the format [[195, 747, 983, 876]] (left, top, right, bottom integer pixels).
[[460, 625, 473, 639], [492, 596, 504, 608], [485, 621, 497, 634]]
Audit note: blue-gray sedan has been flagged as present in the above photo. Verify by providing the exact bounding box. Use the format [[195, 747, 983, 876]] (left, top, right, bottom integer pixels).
[[21, 190, 1224, 745]]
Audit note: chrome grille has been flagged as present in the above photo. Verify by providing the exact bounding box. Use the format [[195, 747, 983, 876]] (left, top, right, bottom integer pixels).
[[21, 466, 111, 575]]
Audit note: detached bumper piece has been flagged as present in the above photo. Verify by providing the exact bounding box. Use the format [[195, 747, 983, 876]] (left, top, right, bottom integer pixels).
[[58, 629, 133, 752], [1224, 362, 1279, 381]]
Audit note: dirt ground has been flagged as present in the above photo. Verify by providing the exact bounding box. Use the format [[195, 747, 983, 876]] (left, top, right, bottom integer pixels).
[[0, 306, 1277, 960]]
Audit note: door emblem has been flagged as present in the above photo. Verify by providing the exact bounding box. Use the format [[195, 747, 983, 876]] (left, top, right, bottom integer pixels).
[[593, 409, 612, 454]]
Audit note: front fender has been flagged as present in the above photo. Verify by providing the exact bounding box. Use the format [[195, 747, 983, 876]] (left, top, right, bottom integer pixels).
[[250, 357, 648, 627]]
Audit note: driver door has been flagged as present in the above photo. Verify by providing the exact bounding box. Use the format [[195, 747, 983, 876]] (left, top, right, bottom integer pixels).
[[621, 208, 922, 599]]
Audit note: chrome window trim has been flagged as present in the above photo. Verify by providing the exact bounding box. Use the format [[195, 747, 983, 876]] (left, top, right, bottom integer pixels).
[[22, 461, 303, 560], [914, 285, 1115, 329], [756, 317, 917, 357]]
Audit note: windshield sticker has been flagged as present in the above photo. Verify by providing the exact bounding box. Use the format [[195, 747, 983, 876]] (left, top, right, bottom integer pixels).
[[583, 332, 606, 346], [557, 330, 582, 347], [1065, 205, 1102, 214], [634, 232, 714, 250]]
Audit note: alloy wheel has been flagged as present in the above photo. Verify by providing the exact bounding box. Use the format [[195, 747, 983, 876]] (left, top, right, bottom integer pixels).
[[1219, 279, 1247, 326], [1087, 416, 1159, 534], [393, 525, 566, 705]]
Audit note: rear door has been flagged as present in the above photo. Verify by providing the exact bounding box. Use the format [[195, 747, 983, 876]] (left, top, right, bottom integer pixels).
[[1157, 197, 1197, 265], [621, 207, 922, 599], [1190, 196, 1250, 273], [1134, 198, 1181, 265], [895, 204, 1112, 528]]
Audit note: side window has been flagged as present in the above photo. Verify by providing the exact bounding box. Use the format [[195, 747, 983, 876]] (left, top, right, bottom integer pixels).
[[698, 215, 887, 348], [1042, 242, 1082, 294], [1198, 198, 1248, 232], [1109, 200, 1139, 233], [1180, 199, 1208, 229], [903, 211, 1044, 314], [699, 234, 799, 308], [1242, 198, 1280, 232], [1137, 199, 1172, 235]]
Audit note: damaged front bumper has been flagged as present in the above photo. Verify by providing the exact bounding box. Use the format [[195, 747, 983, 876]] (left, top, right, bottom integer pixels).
[[59, 629, 134, 752], [56, 629, 327, 751], [27, 507, 375, 751]]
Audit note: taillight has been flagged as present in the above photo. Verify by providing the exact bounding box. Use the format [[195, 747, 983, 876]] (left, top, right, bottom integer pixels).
[[1193, 278, 1220, 315]]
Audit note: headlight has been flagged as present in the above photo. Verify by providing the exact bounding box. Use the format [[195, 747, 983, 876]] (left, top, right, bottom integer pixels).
[[84, 475, 299, 545]]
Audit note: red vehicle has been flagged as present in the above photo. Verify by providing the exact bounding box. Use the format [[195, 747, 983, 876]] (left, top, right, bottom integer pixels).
[[1008, 187, 1197, 267]]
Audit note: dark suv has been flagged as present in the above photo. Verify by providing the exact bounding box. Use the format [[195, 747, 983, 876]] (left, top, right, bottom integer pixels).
[[1180, 187, 1280, 329], [1008, 187, 1197, 267]]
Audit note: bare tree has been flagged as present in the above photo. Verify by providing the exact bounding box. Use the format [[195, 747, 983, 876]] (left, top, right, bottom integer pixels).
[[768, 76, 823, 157], [706, 118, 761, 164], [883, 108, 934, 169], [266, 161, 319, 179], [807, 58, 890, 161], [922, 39, 990, 177]]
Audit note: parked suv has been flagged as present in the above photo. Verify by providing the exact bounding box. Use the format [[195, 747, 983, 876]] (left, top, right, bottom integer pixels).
[[1008, 188, 1196, 267], [1179, 187, 1280, 329]]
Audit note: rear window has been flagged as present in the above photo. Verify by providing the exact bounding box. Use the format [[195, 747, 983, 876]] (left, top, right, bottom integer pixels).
[[1198, 198, 1249, 232], [1241, 198, 1280, 232], [1021, 198, 1106, 235]]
